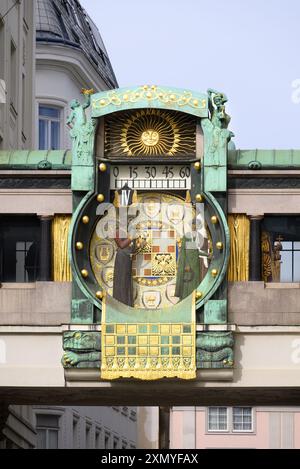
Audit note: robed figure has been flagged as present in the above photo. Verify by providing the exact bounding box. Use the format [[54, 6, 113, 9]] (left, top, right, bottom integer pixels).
[[175, 233, 209, 301], [112, 185, 138, 307]]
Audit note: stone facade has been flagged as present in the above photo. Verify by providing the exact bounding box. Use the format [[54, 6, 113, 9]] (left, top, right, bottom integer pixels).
[[0, 0, 36, 150], [170, 407, 300, 449]]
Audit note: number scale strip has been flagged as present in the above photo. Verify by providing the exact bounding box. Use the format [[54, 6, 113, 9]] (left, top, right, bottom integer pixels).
[[110, 165, 191, 191]]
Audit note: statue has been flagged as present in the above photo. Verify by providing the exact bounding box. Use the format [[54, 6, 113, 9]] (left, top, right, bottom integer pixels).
[[272, 237, 283, 282], [66, 89, 96, 165], [207, 88, 231, 130], [201, 88, 234, 167]]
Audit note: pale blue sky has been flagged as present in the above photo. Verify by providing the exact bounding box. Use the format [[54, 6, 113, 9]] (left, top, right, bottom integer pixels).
[[81, 0, 300, 149]]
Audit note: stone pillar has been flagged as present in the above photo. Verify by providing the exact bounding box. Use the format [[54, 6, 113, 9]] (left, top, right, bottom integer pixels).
[[137, 407, 159, 449], [159, 406, 170, 449], [249, 215, 263, 281], [38, 216, 53, 281]]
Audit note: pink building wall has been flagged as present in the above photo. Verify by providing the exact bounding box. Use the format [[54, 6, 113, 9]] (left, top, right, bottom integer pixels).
[[170, 408, 300, 449]]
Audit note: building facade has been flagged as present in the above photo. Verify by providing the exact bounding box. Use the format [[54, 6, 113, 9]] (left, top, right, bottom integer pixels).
[[33, 406, 137, 449], [170, 407, 300, 449]]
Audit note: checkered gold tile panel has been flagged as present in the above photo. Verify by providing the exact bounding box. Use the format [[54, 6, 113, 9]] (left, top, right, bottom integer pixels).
[[101, 322, 195, 380]]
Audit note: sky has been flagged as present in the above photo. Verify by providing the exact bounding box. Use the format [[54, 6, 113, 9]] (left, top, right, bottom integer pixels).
[[81, 0, 300, 149]]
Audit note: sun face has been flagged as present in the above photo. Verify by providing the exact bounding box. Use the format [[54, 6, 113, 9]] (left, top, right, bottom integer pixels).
[[104, 108, 196, 157], [141, 129, 160, 147]]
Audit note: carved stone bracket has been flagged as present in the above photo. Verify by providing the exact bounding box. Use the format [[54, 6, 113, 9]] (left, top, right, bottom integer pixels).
[[62, 331, 101, 368], [196, 331, 234, 368]]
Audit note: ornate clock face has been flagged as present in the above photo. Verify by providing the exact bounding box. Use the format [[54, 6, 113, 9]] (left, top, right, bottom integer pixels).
[[72, 188, 228, 310], [89, 193, 213, 309], [71, 107, 228, 311]]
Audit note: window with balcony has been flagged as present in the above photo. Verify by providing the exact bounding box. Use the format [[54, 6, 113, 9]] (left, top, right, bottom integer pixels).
[[39, 105, 61, 150]]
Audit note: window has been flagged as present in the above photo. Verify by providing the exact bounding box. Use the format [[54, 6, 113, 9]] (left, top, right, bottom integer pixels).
[[261, 216, 300, 283], [279, 241, 300, 282], [207, 407, 254, 433], [73, 416, 79, 449], [233, 407, 253, 432], [113, 436, 119, 449], [85, 421, 92, 448], [104, 432, 110, 449], [70, 5, 84, 30], [71, 28, 81, 45], [52, 3, 69, 39], [95, 427, 101, 449], [0, 19, 4, 80], [10, 41, 17, 109], [0, 216, 40, 282], [23, 0, 31, 28], [62, 0, 70, 15], [39, 105, 61, 150], [36, 414, 60, 449], [207, 407, 228, 432], [22, 73, 26, 137]]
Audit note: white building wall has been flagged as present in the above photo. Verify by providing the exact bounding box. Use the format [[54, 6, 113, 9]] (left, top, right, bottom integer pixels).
[[35, 44, 114, 151]]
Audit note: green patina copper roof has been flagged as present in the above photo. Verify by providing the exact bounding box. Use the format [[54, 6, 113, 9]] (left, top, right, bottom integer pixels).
[[1, 149, 300, 170], [228, 149, 300, 169], [0, 150, 72, 169]]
